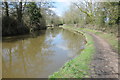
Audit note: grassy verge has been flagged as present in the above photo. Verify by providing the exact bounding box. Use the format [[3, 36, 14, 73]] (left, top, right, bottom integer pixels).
[[81, 28, 118, 52], [62, 25, 118, 52], [49, 26, 95, 78]]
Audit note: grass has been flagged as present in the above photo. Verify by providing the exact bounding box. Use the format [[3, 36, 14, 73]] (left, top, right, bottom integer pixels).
[[81, 28, 118, 52], [49, 25, 95, 78], [63, 25, 118, 52]]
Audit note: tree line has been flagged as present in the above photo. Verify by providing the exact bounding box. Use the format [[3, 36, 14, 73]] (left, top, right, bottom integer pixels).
[[62, 1, 119, 34], [2, 1, 61, 36]]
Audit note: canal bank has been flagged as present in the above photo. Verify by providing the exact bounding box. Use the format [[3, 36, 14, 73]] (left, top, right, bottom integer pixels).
[[49, 25, 118, 78], [49, 26, 95, 78]]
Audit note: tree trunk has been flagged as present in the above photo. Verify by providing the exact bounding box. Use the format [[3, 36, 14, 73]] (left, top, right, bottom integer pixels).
[[4, 2, 9, 17], [17, 1, 22, 23], [16, 1, 23, 29]]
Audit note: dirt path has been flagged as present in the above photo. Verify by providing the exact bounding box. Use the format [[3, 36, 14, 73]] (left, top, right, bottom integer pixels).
[[87, 32, 119, 78]]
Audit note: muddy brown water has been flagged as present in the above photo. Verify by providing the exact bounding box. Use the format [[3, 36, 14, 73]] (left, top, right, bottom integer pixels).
[[2, 27, 86, 78]]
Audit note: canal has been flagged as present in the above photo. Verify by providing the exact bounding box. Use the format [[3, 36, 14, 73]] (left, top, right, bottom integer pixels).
[[2, 27, 86, 78]]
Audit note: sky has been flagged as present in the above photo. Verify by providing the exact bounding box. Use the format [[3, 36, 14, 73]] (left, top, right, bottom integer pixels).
[[50, 2, 70, 17], [50, 0, 77, 16]]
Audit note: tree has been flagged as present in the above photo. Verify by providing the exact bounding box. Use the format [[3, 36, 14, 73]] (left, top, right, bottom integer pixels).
[[4, 1, 9, 17], [26, 2, 46, 30], [2, 1, 57, 36], [62, 0, 119, 33], [73, 0, 94, 24]]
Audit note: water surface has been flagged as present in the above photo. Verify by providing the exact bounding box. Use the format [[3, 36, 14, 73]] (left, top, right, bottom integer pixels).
[[2, 27, 86, 78]]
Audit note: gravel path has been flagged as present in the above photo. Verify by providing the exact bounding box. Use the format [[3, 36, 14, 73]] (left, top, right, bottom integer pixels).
[[88, 32, 119, 78]]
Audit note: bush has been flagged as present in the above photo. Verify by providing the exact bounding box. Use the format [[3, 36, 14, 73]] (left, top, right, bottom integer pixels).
[[2, 16, 29, 36]]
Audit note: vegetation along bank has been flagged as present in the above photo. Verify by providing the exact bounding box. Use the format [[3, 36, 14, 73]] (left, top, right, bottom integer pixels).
[[49, 25, 118, 78]]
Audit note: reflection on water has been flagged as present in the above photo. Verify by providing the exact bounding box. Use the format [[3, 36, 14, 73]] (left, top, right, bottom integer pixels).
[[2, 27, 86, 78]]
